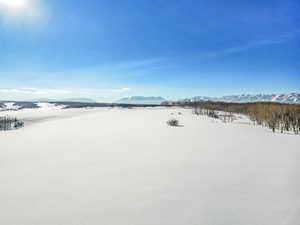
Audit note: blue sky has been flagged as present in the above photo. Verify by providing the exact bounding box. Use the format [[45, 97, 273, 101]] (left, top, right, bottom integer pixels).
[[0, 0, 299, 101]]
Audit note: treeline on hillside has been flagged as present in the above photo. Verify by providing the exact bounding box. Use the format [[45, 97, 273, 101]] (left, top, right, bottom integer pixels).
[[173, 101, 300, 134], [0, 116, 24, 131], [13, 102, 40, 110]]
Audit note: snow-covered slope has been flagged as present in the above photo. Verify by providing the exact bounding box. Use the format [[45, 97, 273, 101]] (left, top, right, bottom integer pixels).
[[2, 102, 21, 110], [0, 102, 40, 111], [185, 93, 300, 104], [0, 107, 299, 225]]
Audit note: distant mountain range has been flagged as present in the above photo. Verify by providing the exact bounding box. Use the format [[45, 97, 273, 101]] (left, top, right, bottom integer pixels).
[[116, 96, 166, 104], [181, 93, 300, 104], [1, 93, 300, 107]]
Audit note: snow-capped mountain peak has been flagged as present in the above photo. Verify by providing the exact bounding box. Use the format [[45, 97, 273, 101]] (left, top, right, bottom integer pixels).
[[185, 93, 300, 104]]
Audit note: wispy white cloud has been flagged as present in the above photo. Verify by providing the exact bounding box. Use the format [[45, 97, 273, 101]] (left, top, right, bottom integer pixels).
[[205, 29, 300, 59], [0, 58, 162, 102], [118, 88, 131, 93], [0, 87, 132, 101], [0, 88, 70, 95]]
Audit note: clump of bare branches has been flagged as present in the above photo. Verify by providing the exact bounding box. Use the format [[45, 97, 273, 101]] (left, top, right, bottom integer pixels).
[[174, 101, 300, 134], [0, 116, 24, 131], [167, 119, 180, 127], [246, 103, 300, 134]]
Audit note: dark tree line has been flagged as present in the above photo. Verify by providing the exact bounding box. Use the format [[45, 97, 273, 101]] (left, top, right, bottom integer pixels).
[[53, 102, 167, 109], [0, 116, 24, 131], [171, 101, 300, 134]]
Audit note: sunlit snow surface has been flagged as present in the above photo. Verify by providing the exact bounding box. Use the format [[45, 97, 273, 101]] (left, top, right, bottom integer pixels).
[[0, 107, 299, 225]]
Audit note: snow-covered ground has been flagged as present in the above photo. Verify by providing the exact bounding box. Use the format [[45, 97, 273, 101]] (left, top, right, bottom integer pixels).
[[0, 107, 299, 225]]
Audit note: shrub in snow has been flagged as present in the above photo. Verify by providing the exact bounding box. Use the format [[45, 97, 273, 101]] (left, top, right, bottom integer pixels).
[[208, 110, 219, 119], [0, 116, 24, 131], [167, 119, 180, 127]]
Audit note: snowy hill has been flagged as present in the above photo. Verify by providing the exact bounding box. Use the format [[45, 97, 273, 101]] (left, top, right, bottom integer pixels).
[[0, 102, 39, 111], [184, 93, 300, 104], [116, 96, 166, 104], [1, 107, 300, 225]]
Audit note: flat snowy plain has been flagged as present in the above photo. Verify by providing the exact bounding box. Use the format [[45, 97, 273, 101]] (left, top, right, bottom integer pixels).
[[0, 105, 299, 225]]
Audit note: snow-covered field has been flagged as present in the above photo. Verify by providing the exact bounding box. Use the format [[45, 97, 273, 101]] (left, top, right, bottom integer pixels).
[[0, 106, 299, 225]]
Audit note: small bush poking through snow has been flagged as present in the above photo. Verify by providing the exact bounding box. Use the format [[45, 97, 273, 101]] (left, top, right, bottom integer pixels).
[[167, 119, 180, 127], [0, 116, 24, 131]]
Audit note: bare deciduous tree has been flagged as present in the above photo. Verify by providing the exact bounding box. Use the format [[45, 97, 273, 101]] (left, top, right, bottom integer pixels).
[[173, 101, 300, 134]]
